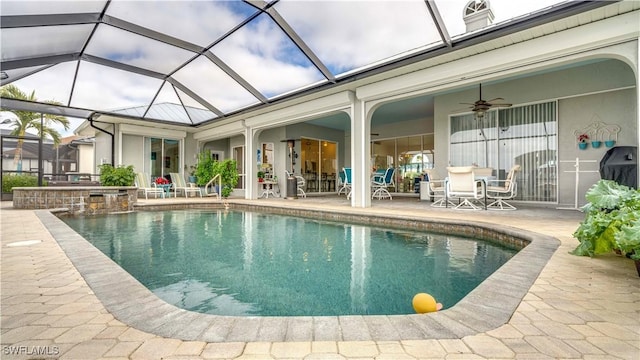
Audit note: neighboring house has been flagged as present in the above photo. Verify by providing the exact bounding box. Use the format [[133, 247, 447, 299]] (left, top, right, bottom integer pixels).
[[0, 129, 95, 180]]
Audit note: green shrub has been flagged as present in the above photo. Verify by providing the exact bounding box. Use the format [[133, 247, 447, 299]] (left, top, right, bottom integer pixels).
[[571, 180, 640, 259], [1, 174, 41, 192], [99, 164, 135, 186]]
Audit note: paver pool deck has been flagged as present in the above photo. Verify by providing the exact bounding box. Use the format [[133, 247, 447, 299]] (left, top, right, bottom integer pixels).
[[1, 196, 639, 359]]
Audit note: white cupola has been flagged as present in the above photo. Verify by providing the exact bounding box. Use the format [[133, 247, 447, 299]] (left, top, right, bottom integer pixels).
[[463, 0, 495, 32]]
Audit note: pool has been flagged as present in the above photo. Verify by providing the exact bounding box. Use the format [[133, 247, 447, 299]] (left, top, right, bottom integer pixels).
[[62, 209, 518, 317]]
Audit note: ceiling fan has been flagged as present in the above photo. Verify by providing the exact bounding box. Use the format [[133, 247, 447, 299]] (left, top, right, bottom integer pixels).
[[460, 83, 512, 117]]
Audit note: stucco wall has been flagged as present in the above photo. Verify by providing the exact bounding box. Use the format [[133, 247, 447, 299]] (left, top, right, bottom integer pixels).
[[433, 58, 637, 205], [558, 88, 637, 207]]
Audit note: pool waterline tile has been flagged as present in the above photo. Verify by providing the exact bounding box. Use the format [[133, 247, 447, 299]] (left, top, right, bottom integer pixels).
[[35, 202, 560, 342]]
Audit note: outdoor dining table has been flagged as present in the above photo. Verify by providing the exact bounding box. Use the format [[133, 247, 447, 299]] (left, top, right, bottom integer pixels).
[[444, 168, 496, 210], [259, 179, 280, 198]]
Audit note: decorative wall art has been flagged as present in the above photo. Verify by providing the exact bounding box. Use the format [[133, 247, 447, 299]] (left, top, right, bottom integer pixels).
[[574, 117, 620, 150]]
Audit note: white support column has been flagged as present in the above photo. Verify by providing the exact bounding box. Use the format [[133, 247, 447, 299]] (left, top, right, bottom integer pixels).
[[637, 37, 640, 187], [351, 97, 371, 208], [244, 126, 258, 199]]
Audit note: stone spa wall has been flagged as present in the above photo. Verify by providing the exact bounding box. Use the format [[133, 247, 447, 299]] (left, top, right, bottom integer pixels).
[[12, 187, 137, 215]]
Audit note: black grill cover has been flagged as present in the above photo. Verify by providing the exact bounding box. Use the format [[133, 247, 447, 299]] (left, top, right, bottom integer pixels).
[[599, 146, 637, 189]]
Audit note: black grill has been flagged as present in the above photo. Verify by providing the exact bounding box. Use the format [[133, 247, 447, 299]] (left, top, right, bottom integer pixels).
[[599, 146, 637, 189]]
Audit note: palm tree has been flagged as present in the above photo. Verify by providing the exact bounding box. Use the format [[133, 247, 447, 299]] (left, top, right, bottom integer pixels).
[[0, 85, 70, 171]]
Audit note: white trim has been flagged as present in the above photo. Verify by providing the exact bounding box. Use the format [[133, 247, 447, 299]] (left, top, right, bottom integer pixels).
[[356, 13, 639, 102], [120, 124, 186, 139]]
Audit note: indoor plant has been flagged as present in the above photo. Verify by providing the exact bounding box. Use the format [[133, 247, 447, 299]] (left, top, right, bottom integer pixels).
[[570, 179, 640, 274]]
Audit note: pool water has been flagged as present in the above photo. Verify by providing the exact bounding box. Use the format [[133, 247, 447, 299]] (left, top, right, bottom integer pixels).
[[62, 210, 518, 316]]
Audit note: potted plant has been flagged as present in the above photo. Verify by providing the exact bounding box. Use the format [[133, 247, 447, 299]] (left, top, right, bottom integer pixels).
[[570, 179, 640, 275], [257, 171, 265, 183], [577, 133, 589, 150], [186, 164, 197, 184]]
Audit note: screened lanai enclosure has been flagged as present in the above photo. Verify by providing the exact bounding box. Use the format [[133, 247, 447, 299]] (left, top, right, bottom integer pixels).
[[0, 0, 604, 125], [2, 0, 635, 207]]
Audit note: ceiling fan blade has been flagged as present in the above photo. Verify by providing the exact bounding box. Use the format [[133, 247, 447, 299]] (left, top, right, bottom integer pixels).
[[490, 103, 512, 108], [486, 97, 504, 102]]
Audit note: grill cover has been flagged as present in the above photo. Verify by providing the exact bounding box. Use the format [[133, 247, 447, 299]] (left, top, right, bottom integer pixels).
[[599, 146, 637, 189]]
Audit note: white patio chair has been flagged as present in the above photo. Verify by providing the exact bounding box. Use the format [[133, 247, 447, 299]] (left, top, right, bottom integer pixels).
[[446, 166, 485, 210], [170, 172, 202, 198], [486, 165, 521, 210], [135, 172, 165, 199], [295, 175, 307, 198], [424, 169, 453, 207]]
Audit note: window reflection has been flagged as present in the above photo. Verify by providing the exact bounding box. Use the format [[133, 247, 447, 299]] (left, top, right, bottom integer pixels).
[[301, 138, 337, 193], [371, 134, 433, 193], [450, 102, 557, 202]]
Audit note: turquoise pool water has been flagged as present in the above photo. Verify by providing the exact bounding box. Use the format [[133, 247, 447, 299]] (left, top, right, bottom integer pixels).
[[62, 210, 518, 316]]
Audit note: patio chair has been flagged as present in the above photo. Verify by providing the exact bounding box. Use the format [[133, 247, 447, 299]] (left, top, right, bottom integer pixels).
[[446, 166, 485, 210], [424, 169, 453, 207], [486, 165, 521, 210], [372, 167, 395, 200], [169, 172, 202, 198], [295, 175, 307, 198], [135, 172, 165, 199], [338, 168, 352, 196]]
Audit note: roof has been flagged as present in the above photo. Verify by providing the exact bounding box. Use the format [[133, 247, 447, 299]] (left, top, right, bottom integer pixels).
[[0, 1, 618, 128]]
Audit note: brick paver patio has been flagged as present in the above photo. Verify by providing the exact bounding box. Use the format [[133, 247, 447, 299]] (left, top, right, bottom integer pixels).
[[1, 197, 638, 359]]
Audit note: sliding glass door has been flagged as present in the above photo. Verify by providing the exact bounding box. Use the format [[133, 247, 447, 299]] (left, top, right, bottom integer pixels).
[[450, 101, 557, 202], [148, 138, 179, 181], [301, 138, 337, 193]]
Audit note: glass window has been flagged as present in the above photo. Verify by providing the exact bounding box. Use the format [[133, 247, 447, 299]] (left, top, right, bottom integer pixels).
[[301, 138, 337, 193], [450, 102, 557, 202], [149, 138, 180, 180], [371, 135, 434, 193]]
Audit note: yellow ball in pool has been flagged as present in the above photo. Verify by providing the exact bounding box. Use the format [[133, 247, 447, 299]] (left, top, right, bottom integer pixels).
[[412, 293, 438, 313]]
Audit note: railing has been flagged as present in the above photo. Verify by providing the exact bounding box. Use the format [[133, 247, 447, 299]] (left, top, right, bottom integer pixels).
[[204, 174, 221, 200]]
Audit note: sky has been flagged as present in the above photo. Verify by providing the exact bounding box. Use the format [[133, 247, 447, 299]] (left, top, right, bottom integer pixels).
[[1, 0, 568, 138]]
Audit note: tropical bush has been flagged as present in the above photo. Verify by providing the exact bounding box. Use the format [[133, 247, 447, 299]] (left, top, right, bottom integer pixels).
[[1, 174, 42, 192], [571, 180, 640, 260], [98, 164, 135, 186], [194, 151, 216, 187], [193, 152, 238, 197], [215, 159, 239, 198]]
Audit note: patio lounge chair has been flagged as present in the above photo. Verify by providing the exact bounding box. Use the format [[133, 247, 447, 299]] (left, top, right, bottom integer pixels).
[[372, 167, 395, 200], [135, 172, 165, 199], [486, 165, 521, 210], [446, 166, 485, 210], [170, 172, 202, 198]]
